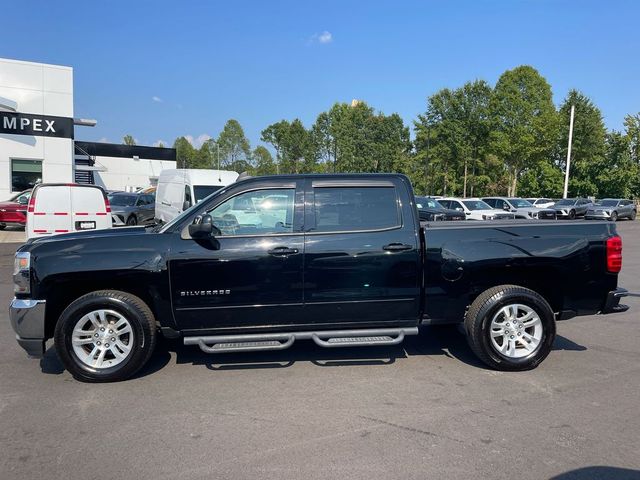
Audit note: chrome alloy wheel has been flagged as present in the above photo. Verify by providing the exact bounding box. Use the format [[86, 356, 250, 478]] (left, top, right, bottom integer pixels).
[[489, 304, 543, 359], [71, 309, 134, 369]]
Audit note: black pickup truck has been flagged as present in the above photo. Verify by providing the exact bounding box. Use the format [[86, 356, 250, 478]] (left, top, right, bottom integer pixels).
[[10, 174, 629, 382]]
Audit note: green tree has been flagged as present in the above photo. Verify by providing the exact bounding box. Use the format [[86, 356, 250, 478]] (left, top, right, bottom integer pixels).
[[173, 136, 196, 168], [261, 119, 317, 173], [123, 135, 136, 146], [217, 120, 252, 172], [261, 120, 289, 173], [624, 113, 640, 165], [415, 81, 493, 197], [252, 146, 277, 175], [489, 66, 558, 196], [593, 131, 635, 198], [309, 102, 412, 175]]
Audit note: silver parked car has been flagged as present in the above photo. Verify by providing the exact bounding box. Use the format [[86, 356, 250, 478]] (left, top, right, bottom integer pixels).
[[108, 192, 156, 226], [552, 198, 592, 219], [525, 198, 556, 209], [585, 199, 636, 221], [482, 197, 556, 220]]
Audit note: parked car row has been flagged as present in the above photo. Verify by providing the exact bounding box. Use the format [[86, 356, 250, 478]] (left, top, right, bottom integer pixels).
[[0, 168, 241, 239], [2, 180, 637, 239], [416, 196, 637, 222]]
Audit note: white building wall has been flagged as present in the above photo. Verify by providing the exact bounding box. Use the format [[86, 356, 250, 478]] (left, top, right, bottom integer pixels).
[[0, 58, 74, 199], [93, 156, 176, 192]]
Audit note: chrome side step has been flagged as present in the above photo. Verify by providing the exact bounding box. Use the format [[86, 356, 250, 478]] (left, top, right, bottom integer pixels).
[[183, 327, 418, 354]]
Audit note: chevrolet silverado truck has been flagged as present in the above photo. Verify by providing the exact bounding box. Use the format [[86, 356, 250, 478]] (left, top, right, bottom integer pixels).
[[10, 174, 629, 382]]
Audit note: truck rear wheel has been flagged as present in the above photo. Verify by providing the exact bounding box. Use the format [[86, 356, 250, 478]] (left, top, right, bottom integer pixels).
[[54, 290, 157, 382], [464, 285, 556, 371]]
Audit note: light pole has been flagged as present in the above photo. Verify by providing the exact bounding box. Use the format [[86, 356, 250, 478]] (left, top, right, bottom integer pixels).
[[426, 126, 431, 196], [209, 140, 222, 181], [563, 105, 575, 199]]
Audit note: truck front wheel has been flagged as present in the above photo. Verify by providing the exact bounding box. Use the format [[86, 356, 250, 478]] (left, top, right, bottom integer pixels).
[[464, 285, 556, 371], [54, 290, 157, 382]]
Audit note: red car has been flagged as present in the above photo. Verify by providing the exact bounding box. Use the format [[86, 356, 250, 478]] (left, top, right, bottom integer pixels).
[[0, 190, 31, 230]]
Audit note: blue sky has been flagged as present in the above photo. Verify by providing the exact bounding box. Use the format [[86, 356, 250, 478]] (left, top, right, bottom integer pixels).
[[3, 0, 639, 149]]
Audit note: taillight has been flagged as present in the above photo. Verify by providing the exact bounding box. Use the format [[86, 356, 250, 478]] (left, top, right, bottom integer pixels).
[[27, 192, 36, 213], [606, 236, 622, 273], [104, 195, 111, 213]]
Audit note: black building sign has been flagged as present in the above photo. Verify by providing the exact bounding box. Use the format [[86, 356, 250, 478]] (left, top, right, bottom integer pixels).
[[0, 112, 74, 139]]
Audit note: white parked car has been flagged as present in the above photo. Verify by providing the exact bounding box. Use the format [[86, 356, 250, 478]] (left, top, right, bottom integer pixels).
[[437, 198, 516, 220], [155, 169, 239, 223], [482, 197, 557, 219], [26, 184, 112, 239], [525, 198, 556, 209]]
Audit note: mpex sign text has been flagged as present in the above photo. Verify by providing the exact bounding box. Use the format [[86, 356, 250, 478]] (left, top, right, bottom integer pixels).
[[0, 112, 74, 139]]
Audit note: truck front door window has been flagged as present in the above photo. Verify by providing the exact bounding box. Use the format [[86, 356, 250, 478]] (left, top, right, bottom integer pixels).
[[209, 189, 294, 236]]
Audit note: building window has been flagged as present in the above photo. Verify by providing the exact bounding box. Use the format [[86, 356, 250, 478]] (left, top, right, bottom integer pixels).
[[12, 159, 42, 192]]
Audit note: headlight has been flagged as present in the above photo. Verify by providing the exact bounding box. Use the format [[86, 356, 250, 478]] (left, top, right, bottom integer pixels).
[[13, 252, 31, 294]]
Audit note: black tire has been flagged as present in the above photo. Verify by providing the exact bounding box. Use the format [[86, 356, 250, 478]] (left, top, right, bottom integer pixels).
[[464, 285, 556, 371], [630, 210, 636, 221], [54, 290, 157, 382], [568, 209, 576, 220], [610, 211, 618, 222], [126, 215, 138, 226], [0, 224, 5, 230]]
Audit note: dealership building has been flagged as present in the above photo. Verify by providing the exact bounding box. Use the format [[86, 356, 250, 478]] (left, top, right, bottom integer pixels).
[[0, 57, 176, 199]]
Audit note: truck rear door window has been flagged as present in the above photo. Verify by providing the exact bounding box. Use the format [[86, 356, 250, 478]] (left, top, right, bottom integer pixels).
[[313, 187, 400, 232]]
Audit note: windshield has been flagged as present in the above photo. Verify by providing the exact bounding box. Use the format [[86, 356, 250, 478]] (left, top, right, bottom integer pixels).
[[555, 199, 575, 206], [598, 200, 619, 207], [415, 197, 443, 210], [463, 200, 492, 211], [194, 185, 223, 202], [157, 185, 231, 233], [508, 198, 533, 208], [9, 190, 30, 202], [108, 194, 137, 206]]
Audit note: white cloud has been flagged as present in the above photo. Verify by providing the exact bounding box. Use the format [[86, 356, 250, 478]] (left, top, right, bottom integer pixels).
[[98, 137, 109, 143], [309, 31, 333, 45], [184, 134, 212, 148], [318, 31, 332, 44], [153, 139, 168, 147], [152, 96, 163, 103]]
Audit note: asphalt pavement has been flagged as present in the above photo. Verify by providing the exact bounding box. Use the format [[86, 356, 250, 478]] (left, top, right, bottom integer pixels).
[[1, 221, 639, 480]]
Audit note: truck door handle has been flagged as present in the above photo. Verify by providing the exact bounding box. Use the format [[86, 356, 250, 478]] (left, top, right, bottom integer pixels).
[[268, 246, 299, 256], [383, 243, 413, 252]]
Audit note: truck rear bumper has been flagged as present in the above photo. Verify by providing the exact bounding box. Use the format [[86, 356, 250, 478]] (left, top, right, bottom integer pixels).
[[9, 298, 46, 358], [602, 288, 630, 314]]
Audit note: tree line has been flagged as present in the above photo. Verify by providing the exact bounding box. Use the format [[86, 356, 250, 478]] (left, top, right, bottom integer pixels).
[[126, 65, 640, 199]]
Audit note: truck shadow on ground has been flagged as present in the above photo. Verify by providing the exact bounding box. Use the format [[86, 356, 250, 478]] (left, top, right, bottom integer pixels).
[[139, 326, 587, 377], [550, 466, 640, 480], [37, 326, 588, 378]]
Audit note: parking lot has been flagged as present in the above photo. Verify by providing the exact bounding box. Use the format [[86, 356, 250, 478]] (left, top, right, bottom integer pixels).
[[1, 222, 639, 480]]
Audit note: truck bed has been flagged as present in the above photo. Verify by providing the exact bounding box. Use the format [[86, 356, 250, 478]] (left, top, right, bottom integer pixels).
[[421, 220, 619, 324]]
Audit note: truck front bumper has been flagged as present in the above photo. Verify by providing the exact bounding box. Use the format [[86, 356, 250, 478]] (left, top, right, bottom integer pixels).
[[9, 298, 46, 358]]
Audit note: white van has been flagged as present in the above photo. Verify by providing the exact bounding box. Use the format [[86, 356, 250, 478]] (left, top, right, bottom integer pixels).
[[26, 184, 112, 239], [155, 169, 239, 223]]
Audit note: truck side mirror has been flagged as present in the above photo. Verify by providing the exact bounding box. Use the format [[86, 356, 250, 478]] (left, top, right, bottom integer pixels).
[[503, 204, 511, 211], [18, 196, 28, 205], [188, 214, 219, 238]]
